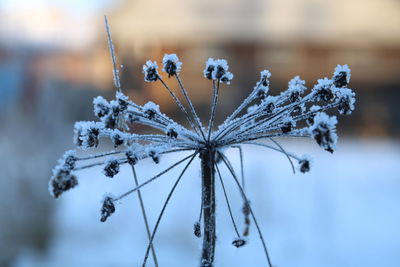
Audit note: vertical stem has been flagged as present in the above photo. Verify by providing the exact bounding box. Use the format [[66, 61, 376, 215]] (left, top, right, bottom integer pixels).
[[131, 165, 158, 267], [200, 150, 216, 267]]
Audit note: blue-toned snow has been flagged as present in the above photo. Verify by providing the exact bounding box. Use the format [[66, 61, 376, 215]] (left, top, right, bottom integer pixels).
[[14, 139, 400, 267]]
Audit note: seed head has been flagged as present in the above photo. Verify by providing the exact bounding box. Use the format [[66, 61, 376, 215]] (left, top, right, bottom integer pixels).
[[143, 60, 159, 82], [100, 195, 115, 222], [162, 54, 182, 77], [103, 158, 120, 178]]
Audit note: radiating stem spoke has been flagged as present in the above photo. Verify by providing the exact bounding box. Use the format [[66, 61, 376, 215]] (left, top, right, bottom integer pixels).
[[142, 153, 197, 267]]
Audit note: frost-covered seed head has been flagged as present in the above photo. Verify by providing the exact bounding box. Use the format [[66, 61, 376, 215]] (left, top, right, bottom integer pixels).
[[162, 54, 182, 77], [298, 155, 311, 173], [310, 112, 338, 153], [232, 238, 247, 248], [116, 91, 129, 111], [126, 150, 139, 166], [143, 101, 160, 120], [288, 76, 306, 102], [203, 58, 215, 80], [148, 150, 160, 164], [64, 155, 76, 171], [74, 122, 103, 148], [143, 60, 159, 82], [111, 132, 124, 148], [104, 114, 117, 129], [85, 129, 100, 148], [313, 78, 335, 102], [336, 88, 356, 115], [194, 221, 201, 238], [212, 59, 229, 80], [203, 58, 232, 82], [50, 170, 78, 198], [281, 119, 295, 133], [166, 124, 180, 138], [93, 96, 110, 119], [333, 64, 351, 88], [261, 96, 276, 113], [306, 105, 321, 125], [103, 158, 120, 178], [100, 196, 115, 222], [220, 71, 234, 84], [257, 88, 267, 100], [110, 100, 120, 117], [259, 70, 271, 88], [50, 51, 356, 266], [167, 128, 178, 138]]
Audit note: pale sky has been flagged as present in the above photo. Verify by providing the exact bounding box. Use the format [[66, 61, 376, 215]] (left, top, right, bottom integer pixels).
[[0, 0, 115, 16], [0, 0, 120, 49]]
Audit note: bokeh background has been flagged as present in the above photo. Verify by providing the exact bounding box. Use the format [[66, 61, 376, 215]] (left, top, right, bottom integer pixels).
[[1, 0, 399, 266]]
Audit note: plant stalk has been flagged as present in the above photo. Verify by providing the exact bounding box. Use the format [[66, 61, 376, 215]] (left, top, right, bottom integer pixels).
[[200, 150, 216, 267]]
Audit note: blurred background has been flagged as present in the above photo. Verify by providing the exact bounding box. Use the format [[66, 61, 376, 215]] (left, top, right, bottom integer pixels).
[[1, 0, 399, 266]]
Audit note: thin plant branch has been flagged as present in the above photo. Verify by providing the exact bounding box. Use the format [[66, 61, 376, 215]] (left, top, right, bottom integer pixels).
[[131, 165, 159, 267], [104, 15, 121, 92], [114, 153, 195, 201], [175, 74, 207, 141], [157, 76, 200, 135], [268, 138, 296, 174], [219, 152, 273, 267], [207, 80, 220, 141], [215, 163, 240, 237], [142, 153, 197, 266]]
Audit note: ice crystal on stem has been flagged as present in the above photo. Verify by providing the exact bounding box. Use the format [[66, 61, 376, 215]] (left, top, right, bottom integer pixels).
[[49, 16, 356, 267]]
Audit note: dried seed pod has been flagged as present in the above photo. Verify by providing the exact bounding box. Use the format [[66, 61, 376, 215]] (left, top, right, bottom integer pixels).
[[103, 158, 120, 178], [194, 221, 201, 238], [232, 238, 247, 248], [100, 196, 115, 222]]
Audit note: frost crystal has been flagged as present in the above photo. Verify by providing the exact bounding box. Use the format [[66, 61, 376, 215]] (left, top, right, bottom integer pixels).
[[74, 121, 104, 148], [93, 96, 110, 119], [143, 101, 160, 119], [162, 54, 182, 77], [310, 112, 338, 153], [313, 78, 335, 102], [143, 60, 159, 82], [203, 58, 233, 83], [333, 64, 351, 88], [287, 76, 306, 102], [336, 88, 356, 115], [103, 158, 120, 178]]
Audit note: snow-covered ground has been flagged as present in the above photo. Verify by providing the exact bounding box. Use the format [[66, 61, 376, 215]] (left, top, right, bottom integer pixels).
[[14, 139, 400, 267]]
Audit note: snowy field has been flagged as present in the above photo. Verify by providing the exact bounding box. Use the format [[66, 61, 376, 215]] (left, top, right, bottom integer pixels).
[[14, 139, 400, 267]]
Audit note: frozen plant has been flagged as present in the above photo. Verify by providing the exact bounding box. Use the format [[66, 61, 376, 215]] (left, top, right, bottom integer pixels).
[[49, 16, 356, 267]]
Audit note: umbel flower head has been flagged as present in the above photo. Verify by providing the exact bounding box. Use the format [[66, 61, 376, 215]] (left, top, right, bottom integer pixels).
[[49, 17, 356, 267]]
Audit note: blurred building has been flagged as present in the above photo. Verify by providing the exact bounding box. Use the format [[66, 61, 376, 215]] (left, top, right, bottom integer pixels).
[[0, 0, 399, 136], [108, 0, 400, 137]]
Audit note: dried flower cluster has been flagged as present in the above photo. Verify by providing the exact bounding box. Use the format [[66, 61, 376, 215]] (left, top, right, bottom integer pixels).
[[49, 17, 355, 267]]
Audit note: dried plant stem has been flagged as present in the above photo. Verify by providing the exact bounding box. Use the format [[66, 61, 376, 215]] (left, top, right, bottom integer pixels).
[[131, 165, 159, 267], [200, 150, 216, 267], [219, 152, 273, 267], [104, 16, 121, 91], [142, 153, 197, 266], [207, 80, 220, 141]]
